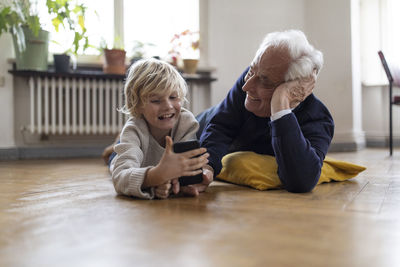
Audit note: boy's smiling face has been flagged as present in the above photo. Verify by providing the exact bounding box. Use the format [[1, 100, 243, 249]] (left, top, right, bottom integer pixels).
[[140, 91, 182, 137]]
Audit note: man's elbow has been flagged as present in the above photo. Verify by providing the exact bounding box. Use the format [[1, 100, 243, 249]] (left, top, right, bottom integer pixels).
[[283, 172, 320, 193], [285, 182, 317, 193]]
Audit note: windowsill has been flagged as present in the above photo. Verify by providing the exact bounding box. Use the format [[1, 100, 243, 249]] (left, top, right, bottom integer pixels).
[[8, 66, 217, 83], [7, 56, 217, 73], [362, 80, 389, 87]]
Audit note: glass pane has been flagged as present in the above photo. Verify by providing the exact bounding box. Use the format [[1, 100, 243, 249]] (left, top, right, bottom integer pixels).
[[82, 1, 114, 55], [36, 0, 113, 55], [386, 0, 400, 62], [123, 0, 199, 60]]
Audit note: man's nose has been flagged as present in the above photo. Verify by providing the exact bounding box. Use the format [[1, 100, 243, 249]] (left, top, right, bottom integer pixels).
[[242, 76, 255, 92]]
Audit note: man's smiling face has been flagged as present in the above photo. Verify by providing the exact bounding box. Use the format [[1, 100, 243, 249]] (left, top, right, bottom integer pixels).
[[242, 45, 291, 117]]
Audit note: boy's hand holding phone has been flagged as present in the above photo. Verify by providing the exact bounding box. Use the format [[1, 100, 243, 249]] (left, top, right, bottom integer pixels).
[[172, 140, 206, 186], [173, 141, 214, 197], [144, 136, 209, 190]]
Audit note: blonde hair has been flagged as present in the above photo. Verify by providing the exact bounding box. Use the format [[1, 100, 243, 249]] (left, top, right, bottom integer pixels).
[[120, 58, 188, 117]]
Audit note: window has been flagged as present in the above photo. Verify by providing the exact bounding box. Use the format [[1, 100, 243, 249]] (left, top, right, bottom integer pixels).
[[36, 0, 198, 60], [361, 0, 400, 85], [123, 0, 199, 59], [37, 0, 113, 55], [80, 1, 114, 55]]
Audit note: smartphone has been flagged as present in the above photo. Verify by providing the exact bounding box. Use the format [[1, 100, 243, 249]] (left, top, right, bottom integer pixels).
[[173, 140, 203, 186]]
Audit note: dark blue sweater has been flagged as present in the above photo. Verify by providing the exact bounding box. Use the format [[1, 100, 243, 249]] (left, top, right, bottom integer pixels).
[[199, 68, 334, 192]]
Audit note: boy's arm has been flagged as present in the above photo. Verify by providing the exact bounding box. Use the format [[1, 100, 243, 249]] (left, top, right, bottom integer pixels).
[[111, 122, 155, 199]]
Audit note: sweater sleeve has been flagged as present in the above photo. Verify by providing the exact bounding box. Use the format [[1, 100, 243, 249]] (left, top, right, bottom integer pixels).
[[271, 104, 334, 193], [111, 120, 155, 199], [200, 68, 249, 175]]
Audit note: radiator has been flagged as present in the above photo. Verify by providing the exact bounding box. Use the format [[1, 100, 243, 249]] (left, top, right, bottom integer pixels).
[[28, 76, 127, 135]]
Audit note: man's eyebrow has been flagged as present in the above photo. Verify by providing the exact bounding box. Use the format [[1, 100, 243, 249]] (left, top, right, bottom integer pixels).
[[259, 74, 271, 82], [259, 74, 282, 87]]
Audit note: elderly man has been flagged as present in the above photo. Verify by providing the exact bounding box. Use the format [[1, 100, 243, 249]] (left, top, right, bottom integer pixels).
[[193, 29, 334, 194]]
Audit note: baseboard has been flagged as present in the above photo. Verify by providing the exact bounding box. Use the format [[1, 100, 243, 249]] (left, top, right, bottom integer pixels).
[[0, 148, 19, 160], [0, 146, 106, 160], [329, 141, 365, 152], [329, 137, 400, 151], [366, 138, 400, 148], [1, 138, 398, 160]]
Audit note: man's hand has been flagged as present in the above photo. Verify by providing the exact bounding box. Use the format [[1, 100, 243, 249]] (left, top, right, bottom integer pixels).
[[270, 71, 317, 114], [180, 165, 214, 197]]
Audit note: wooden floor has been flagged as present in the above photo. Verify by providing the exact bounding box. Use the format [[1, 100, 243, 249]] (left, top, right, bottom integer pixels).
[[0, 148, 399, 267]]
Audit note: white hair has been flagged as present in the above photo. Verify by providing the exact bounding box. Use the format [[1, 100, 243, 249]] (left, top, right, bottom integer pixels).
[[253, 30, 323, 81]]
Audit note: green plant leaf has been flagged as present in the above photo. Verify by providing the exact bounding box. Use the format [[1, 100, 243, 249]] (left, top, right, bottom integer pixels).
[[0, 7, 11, 35], [78, 15, 84, 29], [73, 31, 81, 54], [27, 15, 40, 36], [52, 17, 61, 32], [46, 0, 89, 55]]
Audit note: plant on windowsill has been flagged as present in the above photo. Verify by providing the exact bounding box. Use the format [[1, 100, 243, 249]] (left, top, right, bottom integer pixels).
[[46, 0, 89, 73], [168, 29, 200, 74], [99, 36, 127, 75], [0, 0, 50, 71]]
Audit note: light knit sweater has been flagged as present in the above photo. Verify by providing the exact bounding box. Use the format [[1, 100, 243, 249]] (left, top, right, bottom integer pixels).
[[111, 108, 199, 199]]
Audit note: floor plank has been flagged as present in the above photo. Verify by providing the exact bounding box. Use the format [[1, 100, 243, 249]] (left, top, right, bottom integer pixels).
[[0, 148, 399, 267]]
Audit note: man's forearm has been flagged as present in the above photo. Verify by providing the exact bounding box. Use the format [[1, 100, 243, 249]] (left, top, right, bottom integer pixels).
[[271, 114, 324, 193]]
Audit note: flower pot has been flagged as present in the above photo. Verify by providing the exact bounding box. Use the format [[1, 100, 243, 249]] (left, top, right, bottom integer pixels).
[[183, 59, 199, 74], [103, 49, 126, 75], [12, 27, 49, 71], [53, 54, 71, 73]]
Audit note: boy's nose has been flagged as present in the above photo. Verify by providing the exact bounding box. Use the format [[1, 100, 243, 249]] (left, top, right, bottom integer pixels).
[[164, 99, 173, 109]]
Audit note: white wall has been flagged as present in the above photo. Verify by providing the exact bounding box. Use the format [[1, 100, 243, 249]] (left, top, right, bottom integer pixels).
[[363, 85, 400, 145], [303, 0, 364, 148], [0, 35, 15, 148], [207, 0, 305, 104], [206, 0, 364, 148], [0, 0, 380, 150]]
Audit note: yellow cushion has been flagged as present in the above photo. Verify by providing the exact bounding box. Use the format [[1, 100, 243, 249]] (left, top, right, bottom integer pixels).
[[216, 151, 366, 190]]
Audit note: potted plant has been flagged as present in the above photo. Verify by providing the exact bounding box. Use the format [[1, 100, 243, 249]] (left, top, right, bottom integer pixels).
[[46, 0, 89, 73], [169, 29, 200, 74], [0, 0, 50, 71], [100, 36, 127, 75]]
